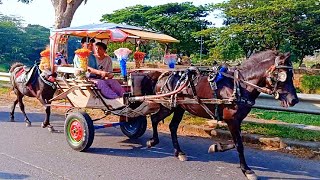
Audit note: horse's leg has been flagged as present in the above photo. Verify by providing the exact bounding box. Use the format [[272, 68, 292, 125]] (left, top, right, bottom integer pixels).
[[17, 95, 31, 127], [169, 106, 187, 161], [227, 120, 257, 180], [9, 97, 19, 122], [40, 99, 54, 132], [147, 106, 172, 148]]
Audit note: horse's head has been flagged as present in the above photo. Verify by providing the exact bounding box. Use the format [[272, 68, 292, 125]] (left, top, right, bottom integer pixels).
[[266, 52, 299, 107]]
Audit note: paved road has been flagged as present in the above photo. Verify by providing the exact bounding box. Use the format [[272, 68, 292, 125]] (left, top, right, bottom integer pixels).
[[0, 106, 319, 180]]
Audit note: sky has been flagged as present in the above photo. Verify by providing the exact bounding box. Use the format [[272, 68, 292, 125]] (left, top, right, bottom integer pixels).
[[0, 0, 223, 28]]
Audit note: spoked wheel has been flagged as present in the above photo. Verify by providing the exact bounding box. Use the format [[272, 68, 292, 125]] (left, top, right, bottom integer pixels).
[[120, 116, 147, 139], [64, 112, 94, 152]]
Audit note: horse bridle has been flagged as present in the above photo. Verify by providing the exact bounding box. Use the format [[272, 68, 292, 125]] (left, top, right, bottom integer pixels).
[[265, 56, 293, 99]]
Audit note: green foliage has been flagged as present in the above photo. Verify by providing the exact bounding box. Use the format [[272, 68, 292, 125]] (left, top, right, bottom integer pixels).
[[101, 2, 211, 56], [190, 53, 210, 65], [107, 42, 135, 60], [206, 0, 320, 63], [148, 42, 165, 61], [301, 75, 320, 94], [0, 14, 49, 68], [250, 109, 320, 126], [0, 64, 9, 72]]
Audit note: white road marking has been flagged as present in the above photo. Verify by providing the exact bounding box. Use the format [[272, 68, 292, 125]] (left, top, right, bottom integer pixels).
[[0, 153, 69, 179]]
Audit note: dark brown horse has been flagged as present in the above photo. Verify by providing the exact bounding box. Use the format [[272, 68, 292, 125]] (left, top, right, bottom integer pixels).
[[143, 50, 298, 180], [9, 63, 57, 131]]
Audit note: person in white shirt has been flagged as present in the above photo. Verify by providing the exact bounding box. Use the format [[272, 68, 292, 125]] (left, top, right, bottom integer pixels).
[[92, 42, 125, 99]]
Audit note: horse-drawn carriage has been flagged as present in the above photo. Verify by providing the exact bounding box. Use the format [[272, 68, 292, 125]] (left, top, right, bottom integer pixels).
[[10, 22, 299, 180], [45, 23, 182, 151]]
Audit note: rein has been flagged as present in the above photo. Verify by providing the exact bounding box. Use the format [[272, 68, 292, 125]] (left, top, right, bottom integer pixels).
[[220, 71, 274, 95], [220, 62, 293, 99]]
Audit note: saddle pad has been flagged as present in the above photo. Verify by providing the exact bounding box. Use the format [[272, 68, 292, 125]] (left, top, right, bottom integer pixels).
[[15, 68, 25, 79]]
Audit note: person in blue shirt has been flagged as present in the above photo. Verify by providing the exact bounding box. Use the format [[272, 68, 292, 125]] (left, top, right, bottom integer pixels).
[[73, 37, 97, 69]]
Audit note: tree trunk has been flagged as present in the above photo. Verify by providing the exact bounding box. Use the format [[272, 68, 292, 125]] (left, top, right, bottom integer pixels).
[[51, 0, 85, 29]]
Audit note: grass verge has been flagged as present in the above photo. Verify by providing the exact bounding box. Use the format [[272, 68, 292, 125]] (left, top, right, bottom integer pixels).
[[241, 123, 320, 142], [249, 108, 320, 126], [0, 82, 10, 94]]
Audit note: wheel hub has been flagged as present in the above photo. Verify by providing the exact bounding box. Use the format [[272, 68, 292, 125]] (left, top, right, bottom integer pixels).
[[69, 120, 83, 142]]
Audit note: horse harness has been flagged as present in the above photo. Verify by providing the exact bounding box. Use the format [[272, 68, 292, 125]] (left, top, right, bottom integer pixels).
[[159, 59, 293, 122]]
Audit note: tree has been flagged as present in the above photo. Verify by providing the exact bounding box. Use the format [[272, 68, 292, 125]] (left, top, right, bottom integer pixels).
[[17, 0, 87, 28], [101, 2, 211, 56], [209, 0, 320, 64], [0, 14, 50, 68]]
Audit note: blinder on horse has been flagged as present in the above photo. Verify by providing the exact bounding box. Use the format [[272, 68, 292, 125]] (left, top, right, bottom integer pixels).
[[266, 56, 293, 99]]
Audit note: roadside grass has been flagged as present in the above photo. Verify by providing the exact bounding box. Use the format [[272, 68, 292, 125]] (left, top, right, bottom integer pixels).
[[241, 123, 320, 142], [0, 86, 10, 94], [249, 108, 320, 126], [0, 81, 10, 94]]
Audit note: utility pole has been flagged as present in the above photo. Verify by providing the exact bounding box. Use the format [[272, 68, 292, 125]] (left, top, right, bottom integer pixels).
[[196, 36, 204, 64], [200, 35, 203, 61]]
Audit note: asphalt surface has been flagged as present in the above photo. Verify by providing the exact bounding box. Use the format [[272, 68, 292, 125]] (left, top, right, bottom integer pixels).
[[0, 106, 319, 180]]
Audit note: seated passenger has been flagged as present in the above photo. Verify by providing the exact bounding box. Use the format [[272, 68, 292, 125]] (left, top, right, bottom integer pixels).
[[89, 42, 125, 99]]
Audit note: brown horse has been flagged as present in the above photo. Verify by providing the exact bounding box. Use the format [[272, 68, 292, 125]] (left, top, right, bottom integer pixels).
[[143, 50, 298, 180], [9, 63, 57, 131]]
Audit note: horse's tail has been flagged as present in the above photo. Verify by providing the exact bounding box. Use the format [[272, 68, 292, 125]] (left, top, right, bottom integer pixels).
[[9, 62, 24, 73]]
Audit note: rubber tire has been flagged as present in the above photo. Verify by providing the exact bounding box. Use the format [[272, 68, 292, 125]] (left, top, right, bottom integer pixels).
[[120, 116, 147, 139], [64, 112, 94, 152]]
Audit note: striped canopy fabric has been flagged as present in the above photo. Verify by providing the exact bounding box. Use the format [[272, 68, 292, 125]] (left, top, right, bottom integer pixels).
[[51, 23, 179, 43]]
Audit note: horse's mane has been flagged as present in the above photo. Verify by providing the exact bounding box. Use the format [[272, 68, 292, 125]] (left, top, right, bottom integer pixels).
[[237, 50, 279, 80], [10, 62, 24, 73]]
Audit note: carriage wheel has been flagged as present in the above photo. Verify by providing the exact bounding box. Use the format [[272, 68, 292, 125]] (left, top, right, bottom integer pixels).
[[65, 112, 94, 152], [120, 116, 147, 139]]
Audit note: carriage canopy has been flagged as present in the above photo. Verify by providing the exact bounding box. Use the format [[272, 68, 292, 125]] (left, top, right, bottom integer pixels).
[[50, 22, 179, 43]]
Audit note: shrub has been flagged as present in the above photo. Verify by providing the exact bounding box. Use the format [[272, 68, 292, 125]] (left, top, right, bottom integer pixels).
[[301, 75, 320, 94]]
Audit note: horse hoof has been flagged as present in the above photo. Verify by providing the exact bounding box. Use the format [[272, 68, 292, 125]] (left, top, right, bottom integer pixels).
[[177, 153, 188, 161], [9, 119, 15, 122], [41, 122, 47, 128], [146, 141, 152, 148], [26, 122, 31, 127], [48, 126, 55, 133], [208, 144, 217, 153], [245, 171, 258, 180], [208, 143, 221, 153]]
